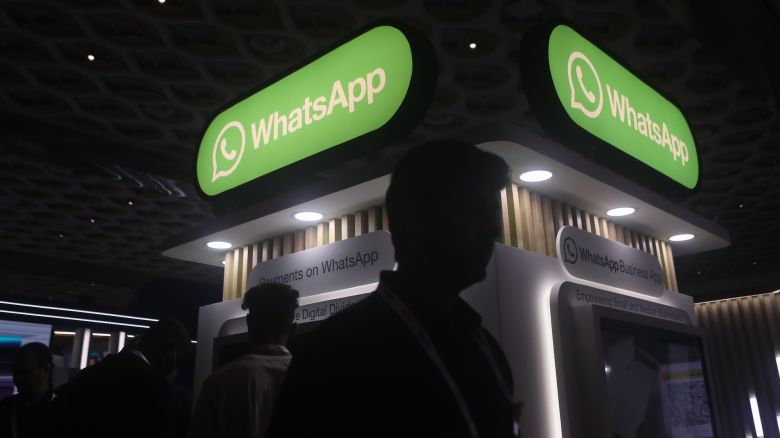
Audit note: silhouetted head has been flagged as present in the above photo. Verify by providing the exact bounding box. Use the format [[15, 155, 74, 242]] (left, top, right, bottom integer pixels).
[[12, 342, 52, 402], [137, 318, 191, 376], [242, 283, 299, 347], [386, 139, 509, 294]]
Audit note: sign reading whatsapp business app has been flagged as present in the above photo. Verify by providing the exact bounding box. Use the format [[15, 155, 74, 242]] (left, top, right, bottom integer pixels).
[[546, 25, 699, 189], [557, 226, 665, 297], [196, 26, 415, 196]]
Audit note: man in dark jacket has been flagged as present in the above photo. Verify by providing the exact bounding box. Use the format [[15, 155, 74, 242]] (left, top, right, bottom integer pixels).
[[268, 140, 518, 438], [0, 342, 55, 438], [53, 318, 192, 438]]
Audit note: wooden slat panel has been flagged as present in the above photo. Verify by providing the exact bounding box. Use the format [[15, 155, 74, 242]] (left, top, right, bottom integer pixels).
[[328, 218, 341, 243], [240, 245, 251, 295], [381, 205, 389, 231], [529, 191, 546, 255], [662, 241, 679, 292], [316, 223, 327, 246], [585, 211, 595, 234], [294, 230, 305, 252], [749, 296, 778, 430], [354, 210, 368, 237], [282, 234, 293, 256], [305, 227, 316, 249], [614, 224, 624, 245], [500, 187, 513, 246], [562, 203, 575, 227], [701, 302, 740, 435], [272, 236, 282, 259], [552, 200, 564, 236], [250, 243, 259, 269], [222, 251, 233, 301], [651, 238, 669, 290], [512, 184, 526, 250], [600, 217, 611, 240], [541, 197, 556, 257], [606, 221, 616, 242], [591, 214, 602, 236], [367, 207, 380, 233], [230, 248, 241, 300], [341, 214, 355, 239]]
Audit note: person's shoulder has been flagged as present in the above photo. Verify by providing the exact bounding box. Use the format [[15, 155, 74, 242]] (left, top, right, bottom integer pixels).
[[297, 293, 397, 347]]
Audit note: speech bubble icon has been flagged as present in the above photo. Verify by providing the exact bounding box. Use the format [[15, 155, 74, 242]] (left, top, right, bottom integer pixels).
[[211, 120, 246, 183], [567, 51, 603, 119], [563, 237, 579, 264]]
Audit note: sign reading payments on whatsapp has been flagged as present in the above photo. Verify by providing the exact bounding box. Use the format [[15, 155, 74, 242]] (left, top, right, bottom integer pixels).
[[547, 25, 699, 189], [196, 25, 414, 196]]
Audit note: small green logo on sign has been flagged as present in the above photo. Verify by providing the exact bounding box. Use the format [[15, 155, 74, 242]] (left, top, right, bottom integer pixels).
[[547, 25, 699, 189], [196, 25, 416, 196]]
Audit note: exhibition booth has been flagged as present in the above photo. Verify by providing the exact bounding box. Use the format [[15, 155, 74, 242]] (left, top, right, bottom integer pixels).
[[163, 21, 729, 437]]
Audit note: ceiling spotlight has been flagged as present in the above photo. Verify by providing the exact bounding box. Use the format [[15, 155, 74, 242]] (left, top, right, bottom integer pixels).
[[127, 200, 134, 206], [87, 54, 95, 61], [669, 234, 694, 242], [89, 218, 96, 223], [206, 241, 232, 249], [519, 170, 552, 182], [158, 0, 166, 3], [468, 42, 477, 49], [607, 207, 635, 217], [221, 260, 226, 265], [294, 211, 324, 222]]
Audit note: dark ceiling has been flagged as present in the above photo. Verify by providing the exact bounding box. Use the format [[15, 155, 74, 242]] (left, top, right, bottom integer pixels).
[[0, 0, 779, 317]]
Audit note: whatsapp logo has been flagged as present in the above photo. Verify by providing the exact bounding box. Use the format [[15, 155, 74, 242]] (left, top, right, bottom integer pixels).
[[567, 51, 603, 119], [211, 121, 246, 182]]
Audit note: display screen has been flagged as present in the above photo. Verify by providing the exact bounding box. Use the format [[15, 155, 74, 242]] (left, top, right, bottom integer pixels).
[[0, 320, 52, 399], [601, 318, 715, 438]]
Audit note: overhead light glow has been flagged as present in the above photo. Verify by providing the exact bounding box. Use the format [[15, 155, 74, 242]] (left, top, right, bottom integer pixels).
[[468, 42, 477, 49], [87, 54, 95, 61], [93, 333, 111, 337], [669, 234, 695, 242], [0, 309, 151, 329], [294, 211, 324, 222], [519, 170, 552, 182], [54, 331, 76, 336], [0, 300, 157, 322], [158, 0, 165, 3], [607, 207, 635, 217], [206, 241, 232, 249]]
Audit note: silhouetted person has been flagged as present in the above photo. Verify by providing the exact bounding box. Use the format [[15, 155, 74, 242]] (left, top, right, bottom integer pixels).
[[268, 140, 517, 438], [0, 343, 54, 438], [53, 319, 192, 438], [189, 283, 299, 438]]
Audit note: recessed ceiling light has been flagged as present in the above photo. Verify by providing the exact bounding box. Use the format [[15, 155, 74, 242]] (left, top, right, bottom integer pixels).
[[221, 260, 226, 265], [519, 170, 552, 182], [89, 218, 96, 223], [468, 42, 477, 49], [607, 207, 635, 217], [128, 200, 134, 206], [158, 0, 165, 3], [294, 211, 324, 222], [669, 234, 694, 242], [206, 241, 232, 249], [87, 54, 95, 61]]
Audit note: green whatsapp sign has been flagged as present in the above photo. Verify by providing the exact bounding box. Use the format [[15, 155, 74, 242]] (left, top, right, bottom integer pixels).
[[196, 25, 422, 196], [526, 24, 699, 190]]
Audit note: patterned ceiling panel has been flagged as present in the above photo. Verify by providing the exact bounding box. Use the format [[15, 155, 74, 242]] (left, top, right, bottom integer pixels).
[[0, 0, 778, 311]]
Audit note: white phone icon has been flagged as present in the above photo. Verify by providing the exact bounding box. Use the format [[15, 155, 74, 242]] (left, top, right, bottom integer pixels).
[[576, 65, 596, 104], [220, 138, 237, 160]]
